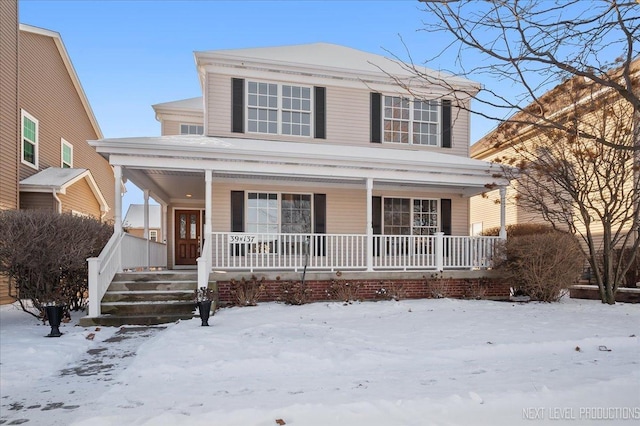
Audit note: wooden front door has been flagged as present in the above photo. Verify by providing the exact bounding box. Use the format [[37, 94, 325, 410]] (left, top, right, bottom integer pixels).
[[175, 210, 201, 265]]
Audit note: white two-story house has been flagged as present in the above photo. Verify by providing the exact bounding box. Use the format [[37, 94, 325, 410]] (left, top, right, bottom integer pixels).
[[86, 43, 509, 322]]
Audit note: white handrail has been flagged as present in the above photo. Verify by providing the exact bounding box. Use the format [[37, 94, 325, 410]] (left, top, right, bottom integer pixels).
[[87, 232, 124, 317], [197, 237, 212, 289]]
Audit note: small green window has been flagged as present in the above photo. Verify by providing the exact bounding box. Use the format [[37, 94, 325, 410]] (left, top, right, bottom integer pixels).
[[62, 140, 73, 168], [21, 112, 38, 167]]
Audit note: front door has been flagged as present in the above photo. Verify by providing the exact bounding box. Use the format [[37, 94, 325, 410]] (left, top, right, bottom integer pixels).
[[175, 210, 201, 266]]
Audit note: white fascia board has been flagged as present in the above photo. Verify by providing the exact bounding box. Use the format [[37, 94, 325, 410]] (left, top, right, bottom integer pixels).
[[108, 154, 503, 190], [92, 136, 494, 173], [201, 62, 478, 95]]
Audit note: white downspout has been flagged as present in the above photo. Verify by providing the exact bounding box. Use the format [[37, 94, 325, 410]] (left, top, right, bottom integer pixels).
[[52, 189, 62, 214]]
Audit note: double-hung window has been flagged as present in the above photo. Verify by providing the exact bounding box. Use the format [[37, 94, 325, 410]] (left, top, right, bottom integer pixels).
[[21, 110, 38, 168], [383, 96, 440, 146], [246, 192, 312, 254], [61, 139, 73, 168], [383, 197, 439, 235], [247, 81, 312, 137]]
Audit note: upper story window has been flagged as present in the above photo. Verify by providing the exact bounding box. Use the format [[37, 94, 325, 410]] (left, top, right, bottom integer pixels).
[[247, 81, 312, 137], [21, 110, 38, 169], [61, 139, 73, 168], [180, 124, 204, 135], [384, 96, 440, 146]]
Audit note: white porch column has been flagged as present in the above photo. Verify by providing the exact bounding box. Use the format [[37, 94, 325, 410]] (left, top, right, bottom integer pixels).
[[499, 187, 507, 240], [114, 165, 122, 234], [366, 178, 373, 271], [144, 189, 150, 270], [162, 203, 168, 243], [143, 190, 150, 239], [204, 170, 212, 236]]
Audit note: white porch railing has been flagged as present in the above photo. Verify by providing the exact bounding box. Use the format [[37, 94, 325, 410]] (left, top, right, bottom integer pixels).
[[209, 232, 500, 272], [87, 233, 167, 317]]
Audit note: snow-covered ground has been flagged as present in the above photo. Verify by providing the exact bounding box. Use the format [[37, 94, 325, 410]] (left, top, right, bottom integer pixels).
[[1, 298, 638, 426]]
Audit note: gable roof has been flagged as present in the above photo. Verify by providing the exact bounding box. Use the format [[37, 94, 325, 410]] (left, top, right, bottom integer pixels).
[[19, 24, 103, 139], [123, 204, 162, 229], [195, 42, 480, 91], [19, 167, 109, 212], [152, 97, 203, 112]]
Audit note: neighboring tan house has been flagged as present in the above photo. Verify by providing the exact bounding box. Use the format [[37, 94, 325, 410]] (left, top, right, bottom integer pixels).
[[0, 0, 115, 304], [123, 204, 163, 242], [84, 43, 510, 322], [470, 60, 639, 245]]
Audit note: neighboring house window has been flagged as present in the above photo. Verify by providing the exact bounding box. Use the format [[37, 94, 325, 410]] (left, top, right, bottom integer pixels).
[[471, 222, 483, 236], [247, 81, 312, 136], [21, 110, 38, 168], [383, 197, 439, 235], [180, 124, 204, 135], [61, 139, 73, 168], [383, 96, 440, 146], [246, 192, 312, 233], [149, 230, 158, 242]]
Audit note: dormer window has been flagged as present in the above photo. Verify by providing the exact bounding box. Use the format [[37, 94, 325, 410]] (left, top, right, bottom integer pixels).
[[247, 81, 312, 137]]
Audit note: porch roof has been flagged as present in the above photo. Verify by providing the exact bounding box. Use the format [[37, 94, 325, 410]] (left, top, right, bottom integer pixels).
[[90, 135, 508, 203]]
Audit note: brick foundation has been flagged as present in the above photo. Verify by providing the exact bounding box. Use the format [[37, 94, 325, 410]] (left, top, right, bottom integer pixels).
[[214, 274, 511, 305]]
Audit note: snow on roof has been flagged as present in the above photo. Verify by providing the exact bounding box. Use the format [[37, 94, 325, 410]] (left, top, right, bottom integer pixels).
[[196, 42, 478, 88], [20, 167, 88, 189], [123, 204, 162, 229], [152, 97, 203, 112]]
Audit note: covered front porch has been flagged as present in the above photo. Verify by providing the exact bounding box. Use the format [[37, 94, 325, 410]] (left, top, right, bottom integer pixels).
[[86, 135, 509, 319]]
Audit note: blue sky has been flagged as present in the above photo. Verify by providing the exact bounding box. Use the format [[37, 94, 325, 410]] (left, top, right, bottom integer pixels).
[[19, 0, 500, 209]]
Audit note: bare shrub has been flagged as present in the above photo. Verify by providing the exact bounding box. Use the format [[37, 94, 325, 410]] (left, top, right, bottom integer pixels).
[[424, 273, 452, 299], [327, 280, 360, 304], [279, 280, 312, 305], [0, 210, 112, 319], [374, 281, 407, 301], [496, 232, 584, 302], [482, 223, 555, 237], [462, 278, 488, 300], [229, 275, 265, 306]]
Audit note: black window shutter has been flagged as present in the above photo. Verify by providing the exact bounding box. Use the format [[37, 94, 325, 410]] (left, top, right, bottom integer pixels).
[[313, 193, 326, 256], [370, 92, 382, 143], [441, 99, 451, 148], [231, 191, 245, 255], [232, 78, 244, 133], [231, 191, 245, 232], [372, 196, 382, 256], [441, 198, 452, 235], [314, 87, 326, 139]]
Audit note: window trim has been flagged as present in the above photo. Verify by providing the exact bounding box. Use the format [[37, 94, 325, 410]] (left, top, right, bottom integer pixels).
[[382, 95, 441, 147], [61, 138, 73, 168], [382, 196, 440, 235], [245, 80, 314, 138], [21, 109, 39, 169]]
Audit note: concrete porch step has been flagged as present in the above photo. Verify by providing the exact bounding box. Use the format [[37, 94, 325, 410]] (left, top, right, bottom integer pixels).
[[102, 290, 194, 303], [79, 313, 197, 327], [100, 300, 196, 316], [107, 281, 197, 292]]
